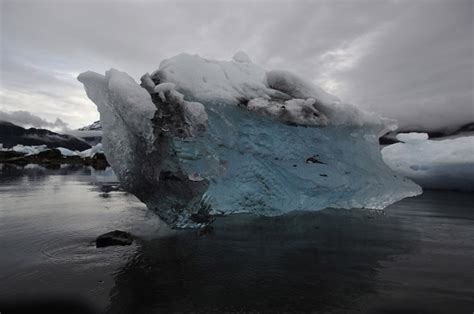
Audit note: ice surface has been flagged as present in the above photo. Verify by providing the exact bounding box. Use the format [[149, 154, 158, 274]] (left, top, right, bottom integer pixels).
[[396, 132, 429, 144], [154, 54, 396, 134], [382, 134, 474, 190], [153, 53, 269, 106], [78, 53, 421, 228], [12, 144, 48, 156], [2, 143, 103, 158], [79, 143, 104, 158], [57, 147, 78, 156]]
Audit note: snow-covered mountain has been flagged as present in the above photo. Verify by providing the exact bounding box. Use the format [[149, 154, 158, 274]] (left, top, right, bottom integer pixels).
[[69, 120, 103, 146], [0, 120, 91, 151], [78, 120, 102, 131]]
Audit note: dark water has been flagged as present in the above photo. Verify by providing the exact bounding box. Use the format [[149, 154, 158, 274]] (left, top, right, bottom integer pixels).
[[0, 164, 473, 313]]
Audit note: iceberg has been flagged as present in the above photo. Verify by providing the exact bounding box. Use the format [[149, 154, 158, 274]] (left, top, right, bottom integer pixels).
[[12, 144, 49, 156], [382, 133, 474, 190], [78, 52, 421, 228], [78, 143, 104, 158]]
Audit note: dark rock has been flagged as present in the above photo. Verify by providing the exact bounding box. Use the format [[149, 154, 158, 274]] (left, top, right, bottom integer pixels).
[[197, 224, 214, 236], [379, 135, 400, 145], [90, 153, 109, 170], [62, 155, 84, 164], [96, 230, 134, 248], [36, 148, 63, 159], [306, 155, 325, 164], [45, 162, 61, 170], [4, 156, 29, 166], [150, 71, 161, 85], [0, 150, 26, 161], [190, 213, 212, 224]]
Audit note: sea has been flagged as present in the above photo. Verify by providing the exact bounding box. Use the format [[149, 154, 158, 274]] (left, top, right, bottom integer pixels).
[[0, 164, 473, 313]]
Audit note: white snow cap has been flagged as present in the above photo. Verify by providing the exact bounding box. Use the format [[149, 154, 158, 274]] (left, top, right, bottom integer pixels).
[[156, 53, 269, 104], [153, 53, 392, 131], [232, 51, 252, 63]]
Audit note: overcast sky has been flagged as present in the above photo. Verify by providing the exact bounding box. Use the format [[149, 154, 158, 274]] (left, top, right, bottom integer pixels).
[[1, 0, 473, 132]]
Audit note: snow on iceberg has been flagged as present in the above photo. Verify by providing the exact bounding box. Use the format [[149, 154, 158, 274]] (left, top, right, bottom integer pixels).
[[78, 53, 421, 228], [382, 133, 474, 190]]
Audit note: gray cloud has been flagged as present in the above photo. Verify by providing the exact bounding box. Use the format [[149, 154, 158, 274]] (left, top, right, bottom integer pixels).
[[0, 110, 70, 131], [1, 0, 472, 132]]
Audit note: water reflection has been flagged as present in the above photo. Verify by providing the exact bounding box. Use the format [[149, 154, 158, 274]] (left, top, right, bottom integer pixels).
[[0, 164, 151, 313], [2, 165, 472, 313], [107, 210, 415, 313]]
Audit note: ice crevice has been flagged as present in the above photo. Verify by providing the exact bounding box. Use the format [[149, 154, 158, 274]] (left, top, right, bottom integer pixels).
[[78, 52, 421, 228]]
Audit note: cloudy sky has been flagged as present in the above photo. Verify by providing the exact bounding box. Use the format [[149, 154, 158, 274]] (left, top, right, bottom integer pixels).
[[1, 0, 472, 132]]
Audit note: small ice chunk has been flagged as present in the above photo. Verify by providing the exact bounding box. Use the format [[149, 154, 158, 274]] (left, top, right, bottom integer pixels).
[[57, 147, 78, 156], [188, 173, 204, 182], [12, 144, 48, 156], [79, 143, 103, 158], [396, 132, 429, 144]]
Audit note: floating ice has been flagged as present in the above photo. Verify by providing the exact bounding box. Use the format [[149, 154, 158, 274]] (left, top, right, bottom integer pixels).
[[78, 53, 421, 228], [396, 132, 429, 144], [382, 134, 474, 190], [79, 143, 104, 158], [57, 147, 79, 156], [12, 144, 48, 156]]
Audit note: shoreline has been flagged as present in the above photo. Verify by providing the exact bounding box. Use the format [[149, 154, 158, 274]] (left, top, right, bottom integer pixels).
[[0, 149, 110, 170]]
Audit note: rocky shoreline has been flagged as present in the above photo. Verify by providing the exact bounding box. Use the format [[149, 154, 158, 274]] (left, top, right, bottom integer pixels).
[[0, 148, 109, 170]]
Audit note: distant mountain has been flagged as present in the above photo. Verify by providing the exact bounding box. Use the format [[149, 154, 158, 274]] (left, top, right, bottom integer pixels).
[[0, 121, 91, 151], [78, 120, 102, 131], [447, 122, 474, 137], [72, 120, 102, 146]]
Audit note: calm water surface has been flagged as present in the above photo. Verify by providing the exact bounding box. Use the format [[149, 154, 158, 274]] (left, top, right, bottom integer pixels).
[[0, 164, 473, 313]]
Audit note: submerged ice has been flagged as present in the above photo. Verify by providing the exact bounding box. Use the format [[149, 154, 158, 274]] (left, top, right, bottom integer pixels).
[[78, 53, 421, 228]]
